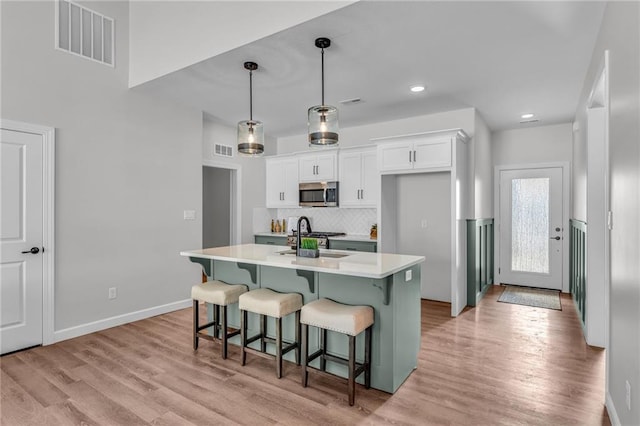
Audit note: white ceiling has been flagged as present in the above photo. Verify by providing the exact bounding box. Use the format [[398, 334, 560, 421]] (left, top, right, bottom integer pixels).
[[136, 1, 606, 138]]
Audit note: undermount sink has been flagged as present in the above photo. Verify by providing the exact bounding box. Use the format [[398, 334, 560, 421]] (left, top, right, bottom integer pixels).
[[277, 249, 349, 259]]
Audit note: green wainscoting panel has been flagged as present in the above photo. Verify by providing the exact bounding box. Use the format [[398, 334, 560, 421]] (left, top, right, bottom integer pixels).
[[570, 219, 587, 326], [467, 218, 494, 307]]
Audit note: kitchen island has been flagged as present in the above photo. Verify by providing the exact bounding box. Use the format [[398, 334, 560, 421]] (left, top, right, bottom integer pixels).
[[180, 244, 424, 393]]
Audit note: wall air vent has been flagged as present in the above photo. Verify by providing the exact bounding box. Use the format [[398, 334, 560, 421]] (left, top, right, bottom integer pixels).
[[56, 0, 114, 67], [214, 144, 234, 158]]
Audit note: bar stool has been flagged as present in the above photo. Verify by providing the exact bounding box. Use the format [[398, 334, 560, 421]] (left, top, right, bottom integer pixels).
[[238, 288, 302, 378], [300, 298, 374, 406], [191, 280, 248, 359]]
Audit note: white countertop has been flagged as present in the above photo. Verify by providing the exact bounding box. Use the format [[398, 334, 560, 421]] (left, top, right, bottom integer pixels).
[[181, 244, 423, 279]]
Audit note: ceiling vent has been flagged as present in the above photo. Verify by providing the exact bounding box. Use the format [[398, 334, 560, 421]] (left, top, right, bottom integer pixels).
[[56, 0, 114, 67], [214, 143, 234, 158], [519, 119, 540, 124]]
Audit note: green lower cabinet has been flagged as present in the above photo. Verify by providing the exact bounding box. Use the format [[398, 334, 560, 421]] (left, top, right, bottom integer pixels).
[[328, 239, 377, 252], [254, 235, 288, 246], [199, 259, 420, 394]]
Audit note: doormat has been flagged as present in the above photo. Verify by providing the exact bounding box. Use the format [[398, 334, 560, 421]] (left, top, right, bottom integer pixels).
[[497, 285, 562, 310]]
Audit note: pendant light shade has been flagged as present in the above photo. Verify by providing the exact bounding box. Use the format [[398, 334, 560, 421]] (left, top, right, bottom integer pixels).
[[238, 61, 264, 156], [308, 37, 338, 146]]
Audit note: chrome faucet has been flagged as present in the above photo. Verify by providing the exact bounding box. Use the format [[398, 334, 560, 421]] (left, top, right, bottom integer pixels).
[[296, 216, 312, 256]]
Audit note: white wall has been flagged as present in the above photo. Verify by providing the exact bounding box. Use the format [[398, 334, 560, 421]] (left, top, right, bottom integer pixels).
[[1, 1, 203, 334], [573, 2, 640, 424], [492, 123, 573, 167], [396, 173, 451, 302], [277, 108, 476, 154], [472, 112, 493, 218], [129, 1, 356, 87], [202, 117, 273, 243]]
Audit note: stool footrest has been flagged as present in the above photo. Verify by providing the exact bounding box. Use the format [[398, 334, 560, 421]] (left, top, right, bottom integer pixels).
[[304, 365, 367, 386], [245, 333, 298, 356], [197, 320, 217, 333]]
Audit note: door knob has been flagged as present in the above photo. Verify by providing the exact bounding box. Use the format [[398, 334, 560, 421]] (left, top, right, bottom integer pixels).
[[21, 247, 40, 254], [550, 236, 561, 241]]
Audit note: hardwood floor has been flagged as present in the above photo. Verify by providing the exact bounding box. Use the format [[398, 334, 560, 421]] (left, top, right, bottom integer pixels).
[[1, 285, 609, 425]]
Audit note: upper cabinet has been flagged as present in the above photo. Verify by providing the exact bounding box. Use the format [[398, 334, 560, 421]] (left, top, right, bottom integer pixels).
[[298, 151, 338, 182], [339, 147, 378, 208], [265, 157, 299, 208], [377, 134, 452, 173]]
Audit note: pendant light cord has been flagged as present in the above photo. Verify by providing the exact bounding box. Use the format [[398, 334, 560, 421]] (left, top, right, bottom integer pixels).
[[321, 47, 325, 106], [249, 69, 253, 122]]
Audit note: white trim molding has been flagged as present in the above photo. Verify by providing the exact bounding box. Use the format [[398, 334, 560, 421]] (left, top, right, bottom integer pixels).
[[0, 119, 56, 346], [606, 391, 621, 426], [53, 299, 192, 343]]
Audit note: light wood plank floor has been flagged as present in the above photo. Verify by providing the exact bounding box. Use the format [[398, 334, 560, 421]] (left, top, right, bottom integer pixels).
[[1, 285, 609, 425]]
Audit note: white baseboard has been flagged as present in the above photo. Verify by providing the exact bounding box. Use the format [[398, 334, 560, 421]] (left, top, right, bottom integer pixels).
[[606, 390, 622, 426], [52, 299, 192, 343]]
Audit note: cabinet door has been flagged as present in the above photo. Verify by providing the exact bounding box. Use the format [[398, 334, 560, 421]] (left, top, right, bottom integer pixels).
[[281, 159, 299, 207], [378, 141, 413, 172], [298, 156, 318, 182], [314, 153, 337, 181], [413, 136, 451, 170], [266, 158, 298, 208], [360, 150, 378, 207], [265, 158, 285, 208], [338, 152, 362, 207]]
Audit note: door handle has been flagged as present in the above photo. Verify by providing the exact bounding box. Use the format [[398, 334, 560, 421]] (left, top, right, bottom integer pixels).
[[550, 236, 561, 241], [21, 247, 40, 254]]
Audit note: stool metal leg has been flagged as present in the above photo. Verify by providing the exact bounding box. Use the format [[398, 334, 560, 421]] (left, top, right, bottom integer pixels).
[[301, 324, 308, 387], [295, 311, 301, 365], [364, 326, 372, 388], [193, 300, 199, 350], [221, 305, 228, 359], [348, 335, 356, 406], [260, 314, 267, 352], [213, 305, 220, 339], [275, 317, 283, 378], [240, 309, 247, 366], [320, 328, 327, 371]]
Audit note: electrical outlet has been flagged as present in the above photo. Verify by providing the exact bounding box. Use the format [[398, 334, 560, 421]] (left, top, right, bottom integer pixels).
[[183, 210, 196, 220], [626, 380, 631, 411], [421, 219, 428, 228], [108, 287, 117, 300], [405, 270, 412, 281]]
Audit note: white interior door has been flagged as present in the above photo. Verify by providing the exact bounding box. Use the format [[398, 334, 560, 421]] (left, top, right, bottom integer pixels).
[[499, 167, 563, 290], [1, 128, 44, 354]]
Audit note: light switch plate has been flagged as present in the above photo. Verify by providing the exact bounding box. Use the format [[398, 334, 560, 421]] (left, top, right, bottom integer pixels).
[[405, 270, 412, 281], [184, 210, 196, 220]]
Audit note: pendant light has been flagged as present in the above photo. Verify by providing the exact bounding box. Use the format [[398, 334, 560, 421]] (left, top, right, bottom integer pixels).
[[237, 61, 264, 156], [308, 37, 338, 146]]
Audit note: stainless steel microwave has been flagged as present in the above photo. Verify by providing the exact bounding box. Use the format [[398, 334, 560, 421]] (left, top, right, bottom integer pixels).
[[299, 182, 339, 207]]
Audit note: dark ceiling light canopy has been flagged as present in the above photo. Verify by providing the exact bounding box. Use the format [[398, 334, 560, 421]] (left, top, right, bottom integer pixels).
[[237, 61, 264, 156], [308, 37, 338, 146]]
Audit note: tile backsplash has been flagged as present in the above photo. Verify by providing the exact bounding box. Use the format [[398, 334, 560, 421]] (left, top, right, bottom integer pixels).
[[253, 208, 377, 236]]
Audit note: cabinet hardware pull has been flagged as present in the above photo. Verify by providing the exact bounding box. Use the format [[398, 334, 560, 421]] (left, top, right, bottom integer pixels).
[[413, 150, 416, 162], [361, 189, 364, 199], [409, 151, 412, 163]]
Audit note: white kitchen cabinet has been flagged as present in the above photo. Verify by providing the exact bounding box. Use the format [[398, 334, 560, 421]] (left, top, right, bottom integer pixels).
[[377, 134, 451, 173], [339, 147, 378, 208], [266, 157, 299, 208], [298, 151, 337, 182]]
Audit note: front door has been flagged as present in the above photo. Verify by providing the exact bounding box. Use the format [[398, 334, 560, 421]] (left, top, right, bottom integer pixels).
[[499, 167, 563, 290], [1, 128, 44, 354]]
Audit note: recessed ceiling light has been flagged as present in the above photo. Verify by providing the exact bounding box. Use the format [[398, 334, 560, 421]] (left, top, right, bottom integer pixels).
[[521, 113, 535, 119], [410, 85, 425, 93]]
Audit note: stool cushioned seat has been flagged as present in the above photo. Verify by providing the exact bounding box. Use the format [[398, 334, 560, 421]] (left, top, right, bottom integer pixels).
[[239, 288, 302, 318], [191, 280, 248, 306], [301, 298, 374, 336]]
